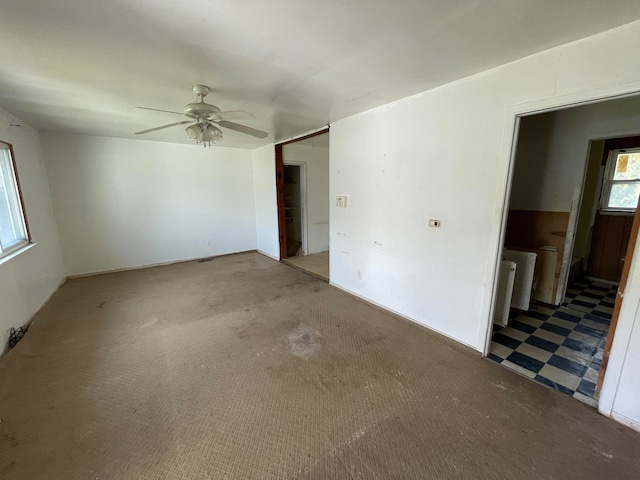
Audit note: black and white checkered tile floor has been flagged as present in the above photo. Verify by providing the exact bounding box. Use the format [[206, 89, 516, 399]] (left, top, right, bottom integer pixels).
[[489, 278, 615, 406]]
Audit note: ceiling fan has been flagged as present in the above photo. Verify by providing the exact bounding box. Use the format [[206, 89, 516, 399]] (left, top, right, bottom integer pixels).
[[135, 85, 268, 146]]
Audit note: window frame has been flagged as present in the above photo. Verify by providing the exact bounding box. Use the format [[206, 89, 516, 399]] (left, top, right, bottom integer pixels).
[[600, 147, 640, 214], [0, 140, 31, 259]]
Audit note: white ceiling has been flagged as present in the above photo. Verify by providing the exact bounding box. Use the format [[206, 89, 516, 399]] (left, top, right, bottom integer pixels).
[[1, 0, 640, 149]]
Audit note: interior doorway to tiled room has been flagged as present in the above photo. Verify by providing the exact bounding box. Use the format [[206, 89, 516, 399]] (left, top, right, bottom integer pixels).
[[490, 278, 615, 406], [488, 95, 640, 407]]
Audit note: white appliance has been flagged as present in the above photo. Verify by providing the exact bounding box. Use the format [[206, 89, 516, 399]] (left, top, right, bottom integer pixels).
[[503, 249, 537, 311], [494, 260, 516, 327]]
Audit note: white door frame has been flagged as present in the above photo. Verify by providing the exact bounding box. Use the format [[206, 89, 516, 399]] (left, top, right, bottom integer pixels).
[[482, 90, 640, 359], [284, 161, 308, 255]]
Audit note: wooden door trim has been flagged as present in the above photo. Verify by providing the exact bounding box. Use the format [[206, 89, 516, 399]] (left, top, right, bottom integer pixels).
[[276, 127, 329, 147], [275, 127, 330, 260], [596, 193, 640, 394], [275, 144, 287, 260]]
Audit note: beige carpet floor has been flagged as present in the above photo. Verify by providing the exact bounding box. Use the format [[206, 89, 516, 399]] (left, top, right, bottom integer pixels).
[[0, 251, 639, 479]]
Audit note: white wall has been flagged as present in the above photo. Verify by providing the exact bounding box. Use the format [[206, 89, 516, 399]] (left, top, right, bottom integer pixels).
[[283, 136, 330, 254], [510, 96, 640, 212], [601, 231, 640, 432], [324, 21, 640, 427], [0, 108, 65, 353], [42, 133, 257, 276], [252, 144, 279, 259]]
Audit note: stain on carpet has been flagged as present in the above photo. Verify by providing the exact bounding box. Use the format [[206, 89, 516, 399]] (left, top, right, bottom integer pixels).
[[288, 324, 322, 359]]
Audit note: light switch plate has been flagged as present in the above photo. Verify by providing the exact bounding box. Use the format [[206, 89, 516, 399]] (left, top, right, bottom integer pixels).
[[336, 195, 347, 208], [428, 219, 441, 227]]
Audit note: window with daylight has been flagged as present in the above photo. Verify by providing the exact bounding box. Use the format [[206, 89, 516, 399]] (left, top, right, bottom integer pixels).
[[0, 141, 30, 258], [601, 148, 640, 212]]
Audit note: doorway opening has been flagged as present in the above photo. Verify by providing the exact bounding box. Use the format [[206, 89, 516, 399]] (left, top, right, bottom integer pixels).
[[585, 143, 640, 281], [283, 164, 305, 256], [275, 129, 330, 281], [486, 94, 640, 408]]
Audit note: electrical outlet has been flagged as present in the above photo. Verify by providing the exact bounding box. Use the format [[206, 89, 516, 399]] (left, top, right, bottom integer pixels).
[[336, 195, 347, 208], [428, 219, 441, 228]]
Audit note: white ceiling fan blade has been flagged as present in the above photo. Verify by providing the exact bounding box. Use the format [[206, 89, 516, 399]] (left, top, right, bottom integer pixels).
[[135, 120, 193, 135], [217, 120, 268, 139], [136, 106, 186, 116], [209, 110, 255, 121]]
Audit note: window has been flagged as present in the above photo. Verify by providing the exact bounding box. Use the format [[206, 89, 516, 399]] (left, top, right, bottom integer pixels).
[[600, 147, 640, 212], [0, 141, 29, 258]]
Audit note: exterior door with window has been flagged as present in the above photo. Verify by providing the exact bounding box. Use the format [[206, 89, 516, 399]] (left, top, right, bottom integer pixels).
[[587, 148, 640, 281]]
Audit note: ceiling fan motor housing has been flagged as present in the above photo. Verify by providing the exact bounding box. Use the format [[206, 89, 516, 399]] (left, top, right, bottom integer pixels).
[[183, 85, 221, 118], [183, 102, 221, 118]]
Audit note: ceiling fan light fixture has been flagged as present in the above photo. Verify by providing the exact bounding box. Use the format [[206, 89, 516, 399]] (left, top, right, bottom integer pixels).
[[185, 123, 223, 147], [205, 124, 223, 143], [185, 123, 203, 142]]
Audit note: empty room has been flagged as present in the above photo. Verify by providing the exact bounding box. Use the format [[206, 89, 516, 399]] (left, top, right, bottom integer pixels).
[[1, 1, 640, 478]]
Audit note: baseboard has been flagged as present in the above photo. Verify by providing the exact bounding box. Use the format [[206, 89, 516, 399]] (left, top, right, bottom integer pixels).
[[67, 250, 257, 279], [257, 250, 280, 261], [39, 276, 68, 310], [27, 275, 67, 326], [610, 411, 640, 433], [1, 275, 67, 356], [329, 282, 478, 352]]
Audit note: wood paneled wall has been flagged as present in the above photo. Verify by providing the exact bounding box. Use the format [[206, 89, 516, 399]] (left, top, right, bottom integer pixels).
[[505, 210, 570, 303], [587, 213, 634, 281]]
